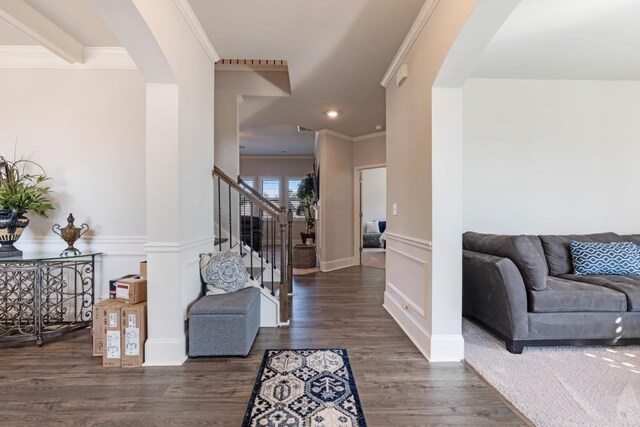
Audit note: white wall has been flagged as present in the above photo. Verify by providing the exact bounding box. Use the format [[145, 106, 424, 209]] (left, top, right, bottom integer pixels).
[[0, 68, 146, 299], [384, 0, 478, 362], [463, 79, 640, 235], [361, 167, 386, 225], [93, 0, 215, 366]]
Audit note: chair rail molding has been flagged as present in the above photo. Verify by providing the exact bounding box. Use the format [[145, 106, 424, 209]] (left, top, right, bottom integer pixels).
[[384, 231, 432, 251]]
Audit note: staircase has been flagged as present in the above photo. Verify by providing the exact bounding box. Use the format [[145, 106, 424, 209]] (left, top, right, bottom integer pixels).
[[212, 166, 293, 326]]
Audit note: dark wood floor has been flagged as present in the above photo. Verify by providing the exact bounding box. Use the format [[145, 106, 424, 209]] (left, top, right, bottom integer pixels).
[[0, 266, 523, 426]]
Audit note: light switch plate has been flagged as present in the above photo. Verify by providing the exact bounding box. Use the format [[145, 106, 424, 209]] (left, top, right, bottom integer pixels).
[[392, 203, 398, 216]]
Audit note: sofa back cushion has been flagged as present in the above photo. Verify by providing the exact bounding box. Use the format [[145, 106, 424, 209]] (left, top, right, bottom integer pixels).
[[538, 232, 622, 276], [463, 232, 548, 290], [570, 241, 640, 275]]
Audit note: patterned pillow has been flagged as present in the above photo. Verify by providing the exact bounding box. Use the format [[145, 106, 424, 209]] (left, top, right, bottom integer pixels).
[[199, 251, 249, 295], [570, 241, 640, 275]]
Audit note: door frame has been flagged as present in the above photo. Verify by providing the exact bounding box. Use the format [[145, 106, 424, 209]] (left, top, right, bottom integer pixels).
[[353, 163, 386, 265]]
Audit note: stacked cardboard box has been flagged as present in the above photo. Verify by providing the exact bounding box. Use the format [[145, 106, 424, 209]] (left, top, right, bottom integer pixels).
[[93, 261, 148, 367]]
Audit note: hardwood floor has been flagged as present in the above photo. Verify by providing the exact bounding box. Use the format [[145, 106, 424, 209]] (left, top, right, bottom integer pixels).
[[0, 266, 524, 426]]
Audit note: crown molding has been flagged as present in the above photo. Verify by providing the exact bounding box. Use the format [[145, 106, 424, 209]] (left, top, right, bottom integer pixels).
[[353, 131, 386, 142], [317, 129, 354, 141], [380, 0, 439, 88], [240, 155, 315, 160], [173, 0, 220, 63], [318, 129, 387, 142], [0, 46, 135, 69]]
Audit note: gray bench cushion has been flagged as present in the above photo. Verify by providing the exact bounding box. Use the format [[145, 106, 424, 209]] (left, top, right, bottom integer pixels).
[[463, 232, 548, 291], [190, 287, 260, 315], [528, 277, 627, 313], [559, 274, 640, 312], [539, 232, 623, 276]]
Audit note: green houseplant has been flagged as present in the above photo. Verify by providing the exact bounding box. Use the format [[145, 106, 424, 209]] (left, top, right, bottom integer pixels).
[[296, 173, 317, 244], [0, 156, 54, 257]]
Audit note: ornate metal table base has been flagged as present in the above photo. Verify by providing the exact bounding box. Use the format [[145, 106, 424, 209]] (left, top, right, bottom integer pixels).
[[0, 253, 100, 347]]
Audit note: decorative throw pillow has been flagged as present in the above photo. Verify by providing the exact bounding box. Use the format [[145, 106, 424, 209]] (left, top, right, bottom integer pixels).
[[365, 221, 379, 233], [570, 241, 640, 275], [378, 220, 387, 234], [200, 251, 249, 295]]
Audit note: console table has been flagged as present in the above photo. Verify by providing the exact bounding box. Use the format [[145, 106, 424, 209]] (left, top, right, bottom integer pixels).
[[0, 252, 101, 347]]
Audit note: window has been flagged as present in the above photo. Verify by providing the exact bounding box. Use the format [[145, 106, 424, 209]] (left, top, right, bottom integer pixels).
[[287, 178, 303, 215], [261, 179, 280, 206], [240, 178, 254, 216]]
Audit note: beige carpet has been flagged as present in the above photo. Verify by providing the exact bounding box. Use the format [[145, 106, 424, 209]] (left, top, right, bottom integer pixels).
[[464, 319, 640, 426], [362, 249, 385, 269]]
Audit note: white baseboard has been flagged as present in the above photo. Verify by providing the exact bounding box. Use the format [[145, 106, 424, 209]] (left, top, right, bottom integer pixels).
[[143, 335, 187, 366], [384, 289, 431, 360], [384, 289, 464, 362], [320, 256, 356, 272]]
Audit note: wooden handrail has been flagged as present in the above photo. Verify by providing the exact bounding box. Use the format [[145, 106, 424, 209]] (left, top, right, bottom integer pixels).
[[237, 175, 280, 213], [212, 166, 281, 219]]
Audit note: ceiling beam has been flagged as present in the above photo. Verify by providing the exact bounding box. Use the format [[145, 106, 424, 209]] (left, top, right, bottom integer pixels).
[[0, 0, 84, 63]]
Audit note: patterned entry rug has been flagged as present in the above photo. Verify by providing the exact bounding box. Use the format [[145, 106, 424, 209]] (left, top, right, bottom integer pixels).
[[243, 349, 367, 427]]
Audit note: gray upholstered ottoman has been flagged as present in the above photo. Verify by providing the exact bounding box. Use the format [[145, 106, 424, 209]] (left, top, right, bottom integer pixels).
[[188, 287, 260, 357]]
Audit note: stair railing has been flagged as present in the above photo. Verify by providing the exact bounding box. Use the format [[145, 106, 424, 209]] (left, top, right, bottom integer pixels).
[[212, 166, 293, 323]]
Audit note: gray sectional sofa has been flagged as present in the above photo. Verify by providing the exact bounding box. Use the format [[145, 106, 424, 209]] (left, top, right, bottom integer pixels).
[[463, 232, 640, 353]]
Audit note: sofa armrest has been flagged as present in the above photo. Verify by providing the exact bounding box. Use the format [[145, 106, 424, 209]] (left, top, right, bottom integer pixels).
[[463, 250, 529, 341]]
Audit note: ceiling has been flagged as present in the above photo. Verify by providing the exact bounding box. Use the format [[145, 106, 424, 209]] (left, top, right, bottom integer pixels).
[[239, 124, 315, 156], [190, 0, 424, 139], [472, 0, 640, 80]]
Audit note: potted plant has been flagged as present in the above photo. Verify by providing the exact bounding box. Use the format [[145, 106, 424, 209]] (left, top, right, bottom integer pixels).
[[0, 156, 54, 257], [296, 173, 317, 245]]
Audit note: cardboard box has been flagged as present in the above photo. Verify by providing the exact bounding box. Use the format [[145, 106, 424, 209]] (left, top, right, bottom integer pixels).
[[102, 301, 130, 367], [92, 299, 118, 356], [139, 261, 147, 279], [115, 277, 147, 304], [109, 274, 139, 299], [121, 302, 147, 368]]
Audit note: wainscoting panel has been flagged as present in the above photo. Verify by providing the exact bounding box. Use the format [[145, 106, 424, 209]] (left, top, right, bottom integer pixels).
[[383, 232, 433, 359]]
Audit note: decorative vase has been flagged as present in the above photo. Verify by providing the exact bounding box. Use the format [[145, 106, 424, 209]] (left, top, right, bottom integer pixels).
[[0, 208, 29, 258], [52, 213, 89, 256], [300, 231, 316, 245]]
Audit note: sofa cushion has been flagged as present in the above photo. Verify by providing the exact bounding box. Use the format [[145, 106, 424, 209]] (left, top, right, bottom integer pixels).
[[570, 241, 640, 275], [539, 233, 623, 276], [559, 274, 640, 312], [620, 234, 640, 246], [463, 232, 548, 290], [528, 277, 627, 313]]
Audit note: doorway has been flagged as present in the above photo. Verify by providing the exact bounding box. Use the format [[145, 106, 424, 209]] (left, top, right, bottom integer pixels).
[[358, 167, 386, 269]]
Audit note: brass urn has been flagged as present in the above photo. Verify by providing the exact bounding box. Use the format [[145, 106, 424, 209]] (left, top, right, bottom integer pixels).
[[52, 213, 89, 256]]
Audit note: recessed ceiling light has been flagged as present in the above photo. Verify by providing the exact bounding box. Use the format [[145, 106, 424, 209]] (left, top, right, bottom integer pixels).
[[375, 125, 383, 131], [325, 110, 339, 118]]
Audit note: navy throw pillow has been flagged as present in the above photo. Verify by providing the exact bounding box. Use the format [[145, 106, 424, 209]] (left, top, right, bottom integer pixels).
[[570, 241, 640, 275], [378, 220, 387, 234]]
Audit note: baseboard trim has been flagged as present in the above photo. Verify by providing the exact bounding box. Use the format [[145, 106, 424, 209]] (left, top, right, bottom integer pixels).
[[384, 290, 430, 360], [384, 289, 464, 362], [320, 256, 356, 272], [143, 335, 188, 366]]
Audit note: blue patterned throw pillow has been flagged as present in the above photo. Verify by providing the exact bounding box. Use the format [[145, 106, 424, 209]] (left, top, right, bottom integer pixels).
[[570, 241, 640, 275], [201, 251, 249, 295]]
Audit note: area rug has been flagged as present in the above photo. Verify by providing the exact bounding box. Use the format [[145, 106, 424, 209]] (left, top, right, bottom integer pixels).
[[243, 349, 367, 427], [464, 319, 640, 426]]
